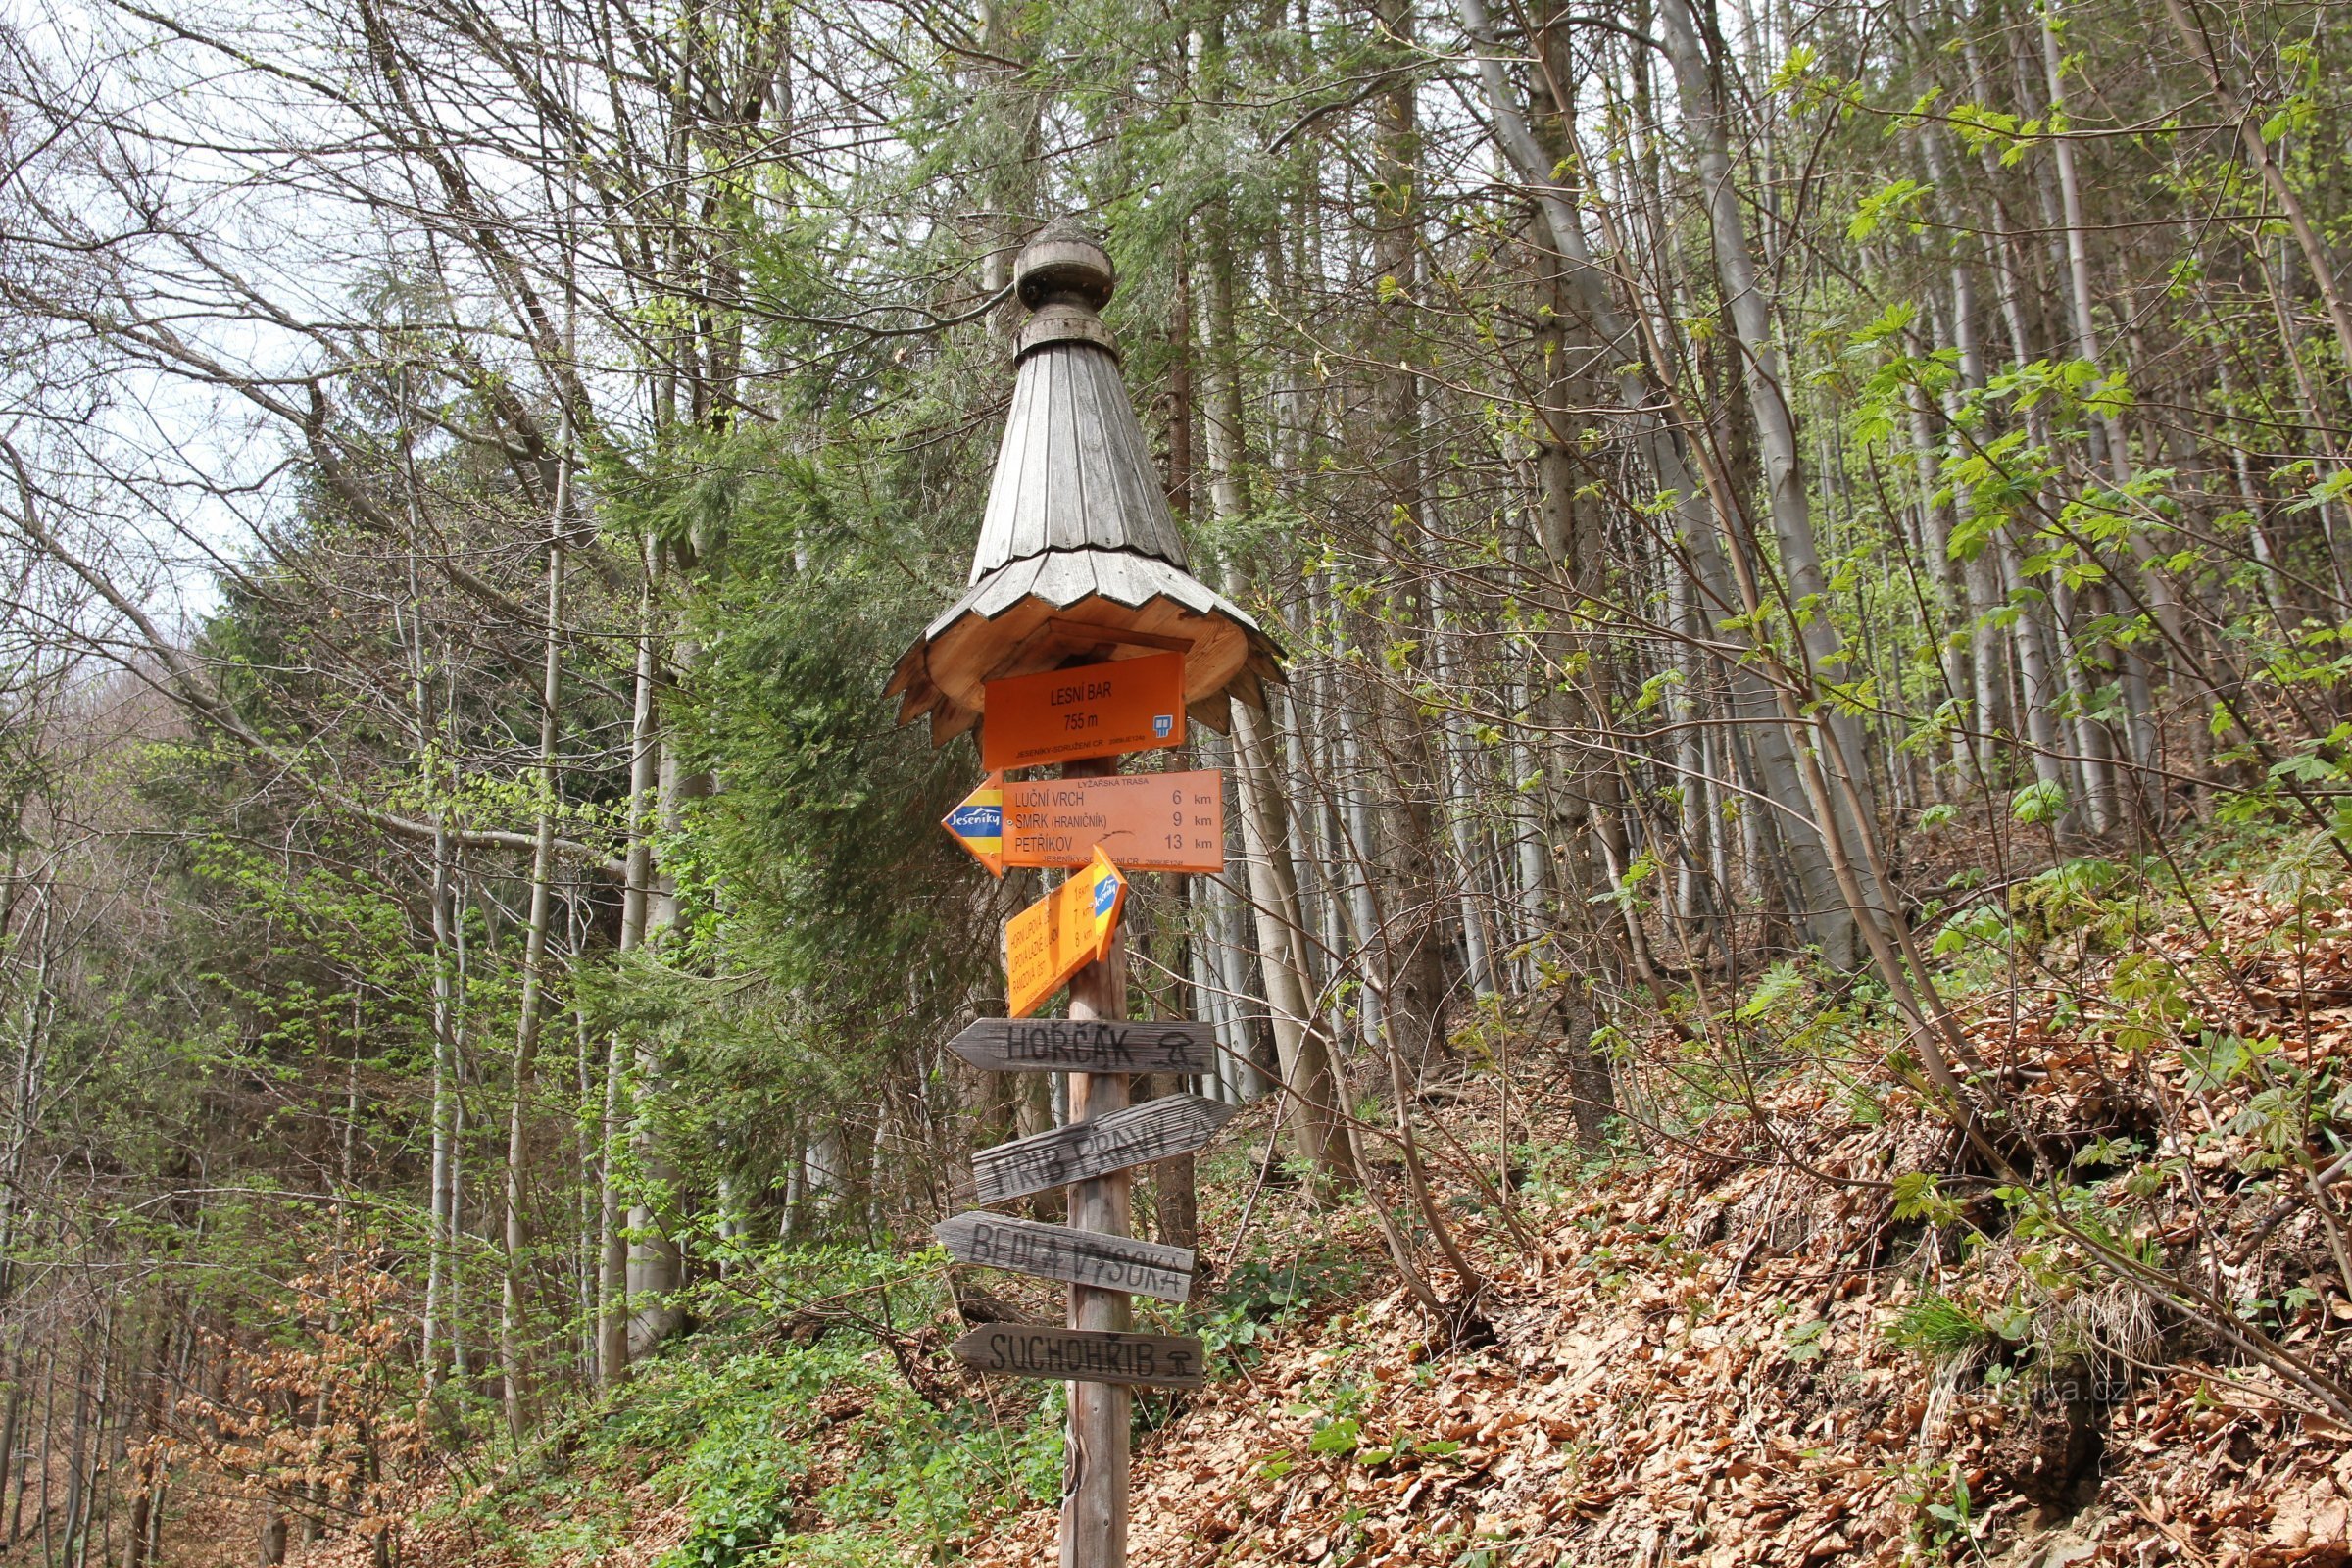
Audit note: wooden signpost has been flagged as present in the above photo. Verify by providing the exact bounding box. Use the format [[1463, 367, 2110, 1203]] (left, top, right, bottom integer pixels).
[[943, 769, 1225, 876], [978, 651, 1187, 772], [970, 1094, 1237, 1205], [949, 1325, 1207, 1390], [934, 1213, 1195, 1301], [892, 221, 1281, 1568], [945, 1017, 1214, 1075], [1003, 848, 1128, 1019]]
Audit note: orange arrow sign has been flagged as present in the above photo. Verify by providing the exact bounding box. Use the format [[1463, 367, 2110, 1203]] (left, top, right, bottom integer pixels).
[[941, 774, 1006, 875], [980, 652, 1186, 772], [1004, 849, 1127, 1019], [945, 770, 1224, 877]]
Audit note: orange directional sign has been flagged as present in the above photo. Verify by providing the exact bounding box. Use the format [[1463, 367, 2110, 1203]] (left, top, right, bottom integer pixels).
[[1004, 849, 1128, 1019], [980, 652, 1186, 772], [942, 775, 1006, 874], [945, 770, 1224, 877]]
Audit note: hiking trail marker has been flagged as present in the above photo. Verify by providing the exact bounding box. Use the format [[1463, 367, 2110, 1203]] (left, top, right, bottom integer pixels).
[[943, 768, 1224, 876], [934, 1213, 1196, 1301], [1003, 847, 1127, 1020], [945, 1018, 1214, 1075], [971, 1094, 1238, 1204], [949, 1325, 1206, 1390], [887, 220, 1282, 1568], [979, 651, 1187, 772]]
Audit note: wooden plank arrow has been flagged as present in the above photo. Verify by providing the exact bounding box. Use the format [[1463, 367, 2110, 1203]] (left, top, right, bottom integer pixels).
[[970, 1093, 1237, 1205], [934, 1212, 1194, 1302], [946, 1017, 1214, 1075], [949, 1324, 1206, 1389]]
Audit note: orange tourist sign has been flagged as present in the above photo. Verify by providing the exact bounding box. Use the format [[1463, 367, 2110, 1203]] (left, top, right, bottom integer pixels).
[[980, 653, 1186, 772], [1004, 849, 1128, 1019], [942, 775, 1006, 874], [945, 770, 1223, 877]]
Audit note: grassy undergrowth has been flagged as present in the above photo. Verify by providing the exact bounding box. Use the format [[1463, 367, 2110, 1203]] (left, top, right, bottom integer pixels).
[[457, 1259, 1063, 1566], [450, 1216, 1371, 1567]]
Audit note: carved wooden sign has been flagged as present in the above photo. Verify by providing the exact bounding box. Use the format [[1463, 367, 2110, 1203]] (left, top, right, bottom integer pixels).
[[970, 1093, 1237, 1205], [946, 1018, 1214, 1075], [934, 1212, 1194, 1302], [950, 1324, 1207, 1389]]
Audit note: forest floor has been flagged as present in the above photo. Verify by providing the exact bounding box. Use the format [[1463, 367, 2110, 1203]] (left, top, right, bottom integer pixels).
[[270, 861, 2352, 1568]]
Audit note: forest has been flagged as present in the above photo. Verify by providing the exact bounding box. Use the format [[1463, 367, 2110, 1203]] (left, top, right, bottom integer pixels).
[[1, 0, 2350, 1560]]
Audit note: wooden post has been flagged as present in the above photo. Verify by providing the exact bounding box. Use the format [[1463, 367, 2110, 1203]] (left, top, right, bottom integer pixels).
[[890, 220, 1281, 1568], [1060, 751, 1129, 1568]]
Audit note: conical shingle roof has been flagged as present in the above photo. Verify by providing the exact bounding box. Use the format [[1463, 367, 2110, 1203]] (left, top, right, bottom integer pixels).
[[966, 334, 1191, 580], [887, 222, 1281, 746]]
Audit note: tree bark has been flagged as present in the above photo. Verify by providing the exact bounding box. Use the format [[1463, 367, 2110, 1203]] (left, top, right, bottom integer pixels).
[[1457, 0, 1863, 965], [599, 544, 662, 1388], [1656, 0, 1893, 940], [500, 413, 569, 1443], [1199, 203, 1356, 1189]]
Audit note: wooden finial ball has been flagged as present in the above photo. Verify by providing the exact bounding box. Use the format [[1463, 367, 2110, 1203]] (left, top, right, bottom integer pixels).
[[1015, 220, 1114, 312]]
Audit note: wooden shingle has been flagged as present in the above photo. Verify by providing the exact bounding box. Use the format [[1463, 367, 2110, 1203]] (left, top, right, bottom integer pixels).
[[890, 221, 1283, 748]]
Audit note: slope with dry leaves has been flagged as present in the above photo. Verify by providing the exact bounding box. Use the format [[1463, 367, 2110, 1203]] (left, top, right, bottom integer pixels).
[[283, 864, 2352, 1568]]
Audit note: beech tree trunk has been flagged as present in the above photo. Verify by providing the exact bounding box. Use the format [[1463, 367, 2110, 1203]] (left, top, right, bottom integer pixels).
[[499, 409, 570, 1442], [1200, 204, 1356, 1191]]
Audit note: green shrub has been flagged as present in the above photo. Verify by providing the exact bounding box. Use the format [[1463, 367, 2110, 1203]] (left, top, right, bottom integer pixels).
[[1887, 1292, 1993, 1358]]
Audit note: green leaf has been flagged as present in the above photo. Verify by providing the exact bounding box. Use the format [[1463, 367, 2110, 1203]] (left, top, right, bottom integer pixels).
[[1891, 1172, 1964, 1226], [1848, 178, 1932, 240], [2011, 779, 2068, 824], [1850, 298, 1920, 346], [1783, 1319, 1829, 1363], [1309, 1417, 1361, 1455], [1738, 961, 1807, 1021]]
